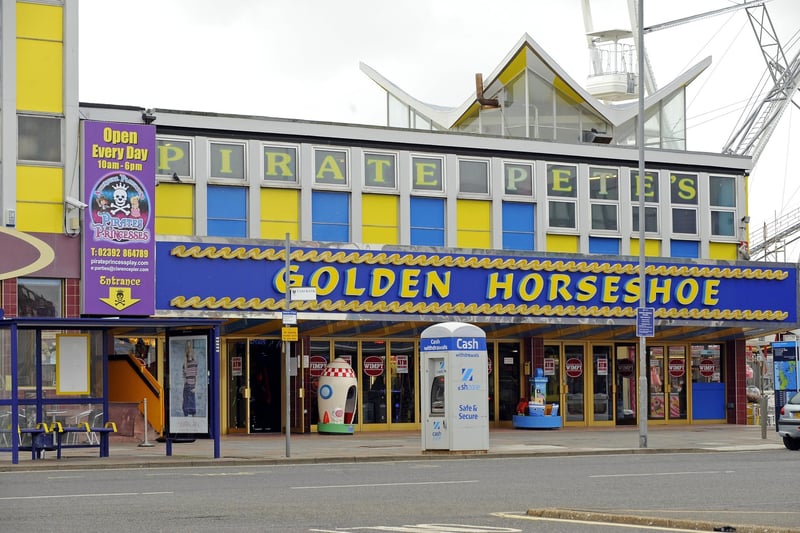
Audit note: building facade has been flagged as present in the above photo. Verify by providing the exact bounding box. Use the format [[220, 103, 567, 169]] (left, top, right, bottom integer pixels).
[[2, 1, 797, 438]]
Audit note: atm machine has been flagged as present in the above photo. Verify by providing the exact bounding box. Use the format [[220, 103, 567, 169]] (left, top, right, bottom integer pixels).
[[420, 322, 489, 452]]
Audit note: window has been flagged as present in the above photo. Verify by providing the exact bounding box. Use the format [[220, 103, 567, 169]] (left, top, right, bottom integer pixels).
[[263, 144, 298, 183], [312, 191, 349, 242], [157, 137, 192, 178], [18, 115, 61, 162], [364, 152, 397, 190], [388, 94, 410, 128], [411, 156, 444, 193], [314, 148, 349, 186], [670, 173, 698, 235], [632, 206, 659, 233], [547, 164, 577, 230], [502, 202, 534, 251], [710, 176, 736, 237], [504, 162, 533, 196], [459, 159, 489, 195], [589, 167, 619, 231], [18, 278, 62, 317], [630, 170, 659, 233], [410, 197, 445, 246], [209, 141, 246, 180]]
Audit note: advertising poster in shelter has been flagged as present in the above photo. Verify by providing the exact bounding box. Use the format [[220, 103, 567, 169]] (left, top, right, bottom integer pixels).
[[169, 335, 208, 434]]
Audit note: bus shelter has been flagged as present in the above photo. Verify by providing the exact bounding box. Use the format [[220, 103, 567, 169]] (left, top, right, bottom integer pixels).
[[0, 317, 221, 464]]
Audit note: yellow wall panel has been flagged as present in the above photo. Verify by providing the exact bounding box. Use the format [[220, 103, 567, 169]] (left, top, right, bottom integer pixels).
[[457, 230, 491, 249], [456, 199, 490, 231], [261, 221, 298, 240], [17, 39, 63, 112], [17, 3, 62, 40], [261, 188, 299, 239], [362, 194, 397, 224], [708, 242, 737, 261], [261, 188, 299, 220], [17, 165, 63, 202], [630, 238, 661, 257], [362, 194, 398, 244], [546, 234, 579, 253], [155, 184, 194, 217], [363, 226, 398, 245], [15, 201, 62, 233], [456, 200, 491, 248], [155, 218, 194, 236], [155, 184, 193, 235]]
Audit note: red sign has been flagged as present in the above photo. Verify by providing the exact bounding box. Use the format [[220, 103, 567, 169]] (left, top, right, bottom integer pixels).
[[618, 359, 635, 378], [565, 358, 583, 378], [309, 355, 328, 377], [363, 355, 384, 377], [668, 358, 685, 378], [543, 358, 555, 376], [699, 358, 715, 377]]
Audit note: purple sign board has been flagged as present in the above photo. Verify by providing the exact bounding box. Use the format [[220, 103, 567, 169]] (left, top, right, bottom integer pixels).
[[82, 121, 156, 316]]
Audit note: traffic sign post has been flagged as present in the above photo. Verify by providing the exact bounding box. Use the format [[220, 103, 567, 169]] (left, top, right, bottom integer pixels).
[[636, 307, 655, 338]]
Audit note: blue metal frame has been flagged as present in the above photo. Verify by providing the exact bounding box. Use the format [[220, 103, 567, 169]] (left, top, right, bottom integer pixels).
[[0, 317, 222, 464]]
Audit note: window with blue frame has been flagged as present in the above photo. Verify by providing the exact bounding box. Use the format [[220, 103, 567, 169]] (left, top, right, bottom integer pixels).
[[502, 202, 534, 251], [312, 191, 350, 242], [410, 196, 445, 246], [207, 185, 247, 237]]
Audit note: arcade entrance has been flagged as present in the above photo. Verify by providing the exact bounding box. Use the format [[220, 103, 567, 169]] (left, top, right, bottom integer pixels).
[[226, 339, 282, 434], [544, 342, 693, 427]]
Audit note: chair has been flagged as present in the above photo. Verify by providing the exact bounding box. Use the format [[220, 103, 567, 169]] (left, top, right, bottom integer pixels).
[[87, 411, 104, 445], [66, 410, 94, 444], [0, 411, 10, 447]]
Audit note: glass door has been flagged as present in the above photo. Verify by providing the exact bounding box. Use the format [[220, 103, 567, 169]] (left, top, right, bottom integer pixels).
[[361, 341, 387, 426], [388, 341, 415, 425], [249, 339, 281, 433], [226, 340, 248, 432], [648, 346, 666, 421], [498, 342, 521, 422], [564, 344, 585, 424], [667, 346, 688, 420], [543, 345, 561, 409], [591, 345, 613, 423], [615, 344, 637, 425]]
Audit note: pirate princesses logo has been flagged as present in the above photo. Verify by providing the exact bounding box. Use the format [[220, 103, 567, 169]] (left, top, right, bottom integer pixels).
[[90, 173, 151, 243]]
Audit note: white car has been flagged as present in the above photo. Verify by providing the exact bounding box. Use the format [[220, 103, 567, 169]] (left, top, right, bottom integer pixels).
[[777, 391, 800, 450]]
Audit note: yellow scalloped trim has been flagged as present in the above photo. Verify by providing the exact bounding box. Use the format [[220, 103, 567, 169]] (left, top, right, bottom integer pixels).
[[168, 296, 788, 321], [169, 245, 788, 280]]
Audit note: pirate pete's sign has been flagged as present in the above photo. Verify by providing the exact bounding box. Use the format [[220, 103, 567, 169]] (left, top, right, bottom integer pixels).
[[82, 121, 156, 316]]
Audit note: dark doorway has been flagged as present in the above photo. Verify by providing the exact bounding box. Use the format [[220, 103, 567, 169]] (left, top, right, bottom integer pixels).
[[249, 339, 281, 433]]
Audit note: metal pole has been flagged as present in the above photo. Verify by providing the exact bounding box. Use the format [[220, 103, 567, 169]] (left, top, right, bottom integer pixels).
[[637, 0, 648, 449], [138, 397, 154, 447], [284, 233, 292, 458]]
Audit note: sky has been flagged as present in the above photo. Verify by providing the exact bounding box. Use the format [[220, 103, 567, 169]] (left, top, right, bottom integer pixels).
[[78, 0, 800, 257]]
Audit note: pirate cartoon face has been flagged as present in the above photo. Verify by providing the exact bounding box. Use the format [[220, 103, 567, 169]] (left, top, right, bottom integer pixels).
[[111, 183, 131, 215], [90, 173, 151, 243]]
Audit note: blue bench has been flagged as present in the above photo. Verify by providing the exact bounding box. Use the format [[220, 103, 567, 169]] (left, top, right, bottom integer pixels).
[[51, 421, 118, 458], [18, 423, 54, 460]]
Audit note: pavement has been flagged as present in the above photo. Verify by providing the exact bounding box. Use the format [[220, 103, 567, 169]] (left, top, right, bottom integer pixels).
[[0, 422, 786, 471]]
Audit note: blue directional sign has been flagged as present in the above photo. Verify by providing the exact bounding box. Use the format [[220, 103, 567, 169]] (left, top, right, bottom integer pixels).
[[636, 307, 655, 337]]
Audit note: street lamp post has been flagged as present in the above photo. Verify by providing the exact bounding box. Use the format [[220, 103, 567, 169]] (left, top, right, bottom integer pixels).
[[636, 0, 648, 449]]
